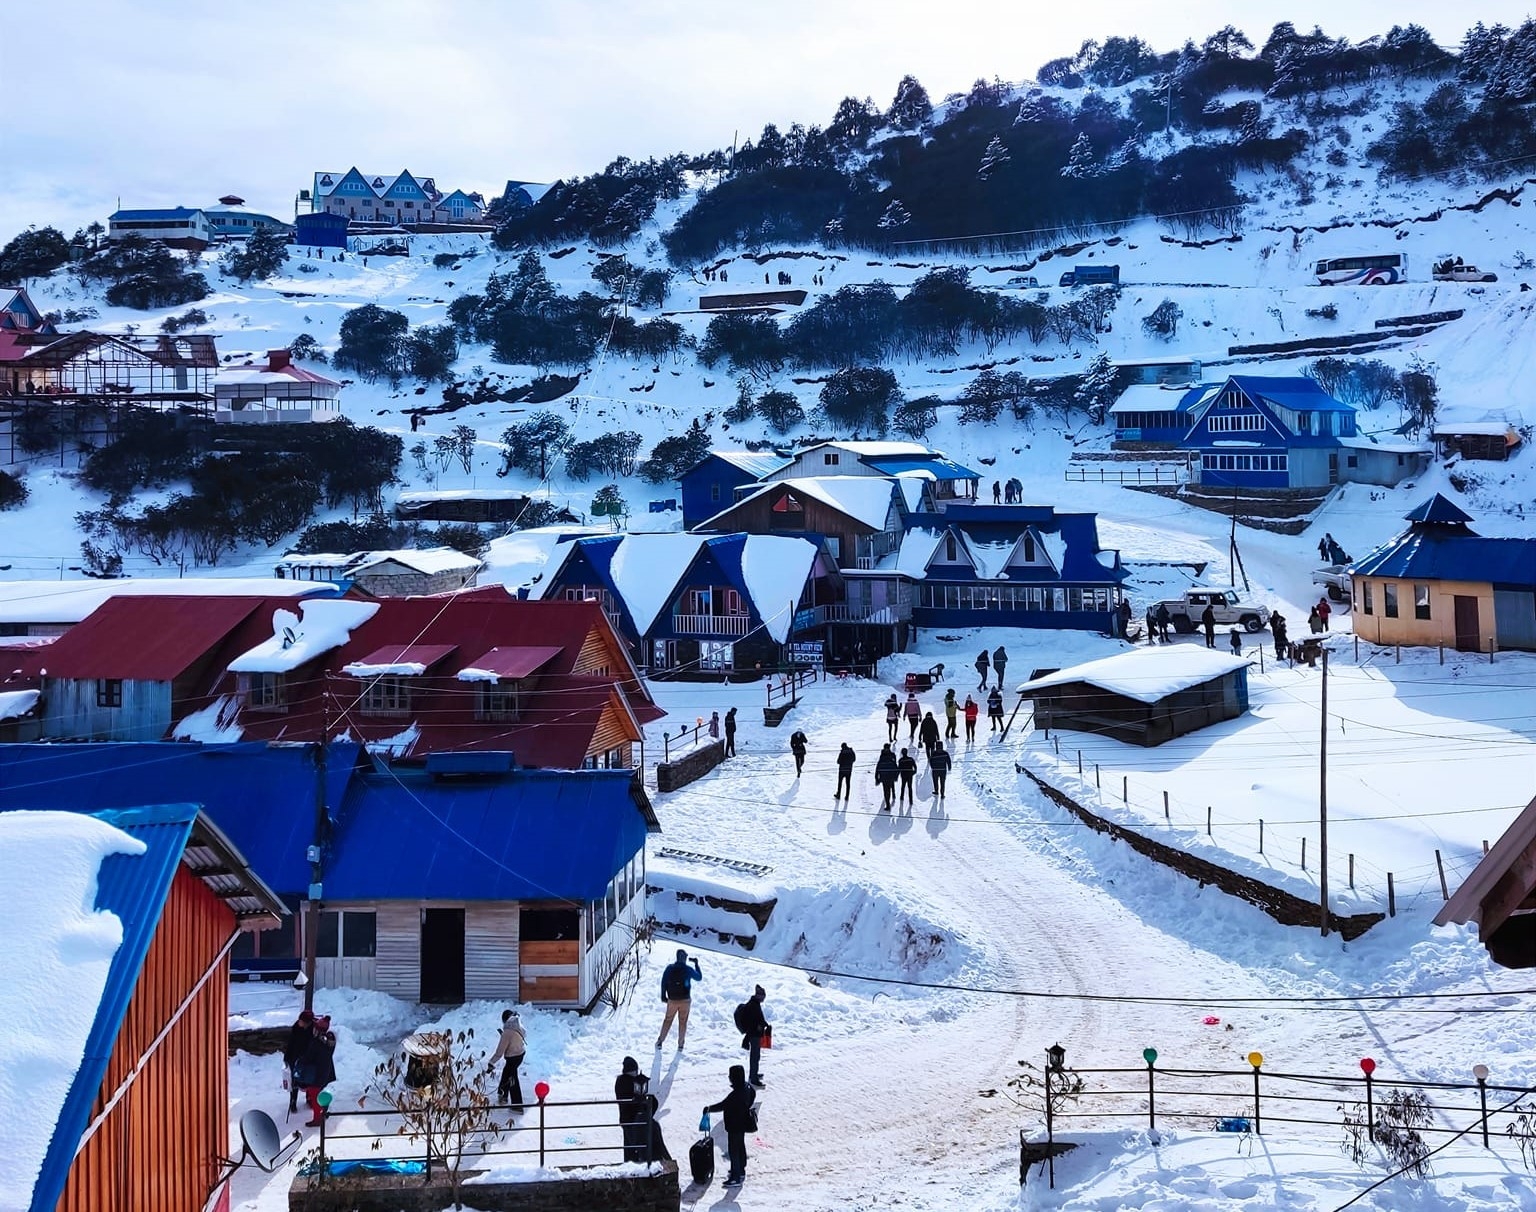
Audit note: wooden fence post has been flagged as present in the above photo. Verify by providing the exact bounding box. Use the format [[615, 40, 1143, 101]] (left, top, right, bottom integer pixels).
[[1206, 805, 1212, 836], [1436, 850, 1449, 900], [1348, 853, 1354, 890], [1301, 837, 1307, 870], [1163, 790, 1170, 822], [1123, 775, 1128, 804], [1259, 818, 1264, 854], [1387, 872, 1396, 917]]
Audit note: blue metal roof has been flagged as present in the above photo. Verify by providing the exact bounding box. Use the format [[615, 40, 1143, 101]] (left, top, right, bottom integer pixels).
[[109, 207, 205, 221], [325, 768, 644, 901], [1404, 493, 1475, 525], [704, 451, 789, 478], [864, 455, 983, 481], [1351, 532, 1536, 589], [31, 803, 200, 1212], [0, 743, 357, 892], [1228, 375, 1355, 413]]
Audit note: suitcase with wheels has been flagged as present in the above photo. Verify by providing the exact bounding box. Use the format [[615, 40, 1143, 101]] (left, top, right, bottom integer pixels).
[[689, 1134, 715, 1184]]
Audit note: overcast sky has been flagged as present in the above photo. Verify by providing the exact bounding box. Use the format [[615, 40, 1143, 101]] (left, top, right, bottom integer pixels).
[[5, 1, 1533, 240]]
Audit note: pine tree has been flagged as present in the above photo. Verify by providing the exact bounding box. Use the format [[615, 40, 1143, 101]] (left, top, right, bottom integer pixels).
[[877, 200, 912, 230], [978, 136, 1012, 180], [888, 75, 933, 129], [1060, 133, 1099, 179], [1075, 353, 1119, 423]]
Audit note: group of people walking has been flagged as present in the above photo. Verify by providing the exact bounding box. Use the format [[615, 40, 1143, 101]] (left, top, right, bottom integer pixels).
[[706, 708, 739, 757], [974, 646, 1008, 690], [281, 1010, 338, 1127], [991, 478, 1025, 503]]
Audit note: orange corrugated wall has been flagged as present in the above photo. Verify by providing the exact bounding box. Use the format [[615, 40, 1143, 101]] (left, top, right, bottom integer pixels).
[[60, 868, 234, 1212]]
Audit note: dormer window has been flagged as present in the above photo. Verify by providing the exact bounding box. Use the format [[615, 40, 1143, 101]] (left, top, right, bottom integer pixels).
[[362, 677, 412, 715], [1023, 534, 1036, 562], [944, 534, 958, 562], [479, 680, 523, 721]]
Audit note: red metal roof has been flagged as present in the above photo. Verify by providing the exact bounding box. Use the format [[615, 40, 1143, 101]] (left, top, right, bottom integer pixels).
[[37, 596, 273, 680], [458, 646, 562, 680], [340, 643, 458, 674]]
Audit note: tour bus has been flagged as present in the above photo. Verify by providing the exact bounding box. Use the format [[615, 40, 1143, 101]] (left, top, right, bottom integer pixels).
[[1313, 253, 1406, 285]]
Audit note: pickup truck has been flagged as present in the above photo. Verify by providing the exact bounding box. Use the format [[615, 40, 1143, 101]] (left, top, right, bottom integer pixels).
[[1152, 588, 1271, 633], [1312, 565, 1353, 603], [1432, 261, 1498, 283], [1007, 275, 1040, 288]]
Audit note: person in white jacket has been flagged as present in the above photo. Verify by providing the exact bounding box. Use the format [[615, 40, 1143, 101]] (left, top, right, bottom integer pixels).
[[488, 1009, 526, 1108]]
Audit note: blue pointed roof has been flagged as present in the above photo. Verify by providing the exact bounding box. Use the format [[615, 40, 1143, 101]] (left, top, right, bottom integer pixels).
[[1227, 375, 1355, 413], [1404, 494, 1475, 526]]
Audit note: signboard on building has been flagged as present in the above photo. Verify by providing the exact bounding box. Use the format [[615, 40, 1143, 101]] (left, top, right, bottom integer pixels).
[[787, 641, 823, 666]]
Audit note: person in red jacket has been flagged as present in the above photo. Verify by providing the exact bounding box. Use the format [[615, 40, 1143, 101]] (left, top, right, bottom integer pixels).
[[1316, 596, 1332, 631], [963, 695, 980, 743]]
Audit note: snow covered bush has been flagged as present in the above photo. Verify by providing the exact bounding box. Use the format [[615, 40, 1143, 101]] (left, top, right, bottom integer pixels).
[[1140, 299, 1183, 340], [819, 367, 900, 434], [0, 469, 27, 511]]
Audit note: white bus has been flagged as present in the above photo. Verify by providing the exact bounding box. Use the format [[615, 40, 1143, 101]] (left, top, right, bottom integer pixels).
[[1314, 253, 1406, 285]]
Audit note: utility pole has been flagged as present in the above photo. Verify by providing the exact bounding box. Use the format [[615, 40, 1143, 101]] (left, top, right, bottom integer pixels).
[[1319, 648, 1330, 938], [302, 684, 331, 1012]]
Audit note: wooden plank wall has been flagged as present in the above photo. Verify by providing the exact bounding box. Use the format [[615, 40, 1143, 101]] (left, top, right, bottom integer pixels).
[[465, 905, 520, 1000], [61, 868, 232, 1212], [372, 903, 421, 1001]]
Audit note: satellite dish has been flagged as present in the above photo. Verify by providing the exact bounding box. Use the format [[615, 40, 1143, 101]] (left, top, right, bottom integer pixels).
[[281, 626, 298, 650], [225, 1109, 300, 1175]]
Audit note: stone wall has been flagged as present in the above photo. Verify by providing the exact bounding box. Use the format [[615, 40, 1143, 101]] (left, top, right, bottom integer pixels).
[[290, 1162, 679, 1212], [656, 740, 725, 793]]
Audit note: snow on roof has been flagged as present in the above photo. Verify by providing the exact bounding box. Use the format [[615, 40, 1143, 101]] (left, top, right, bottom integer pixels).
[[0, 811, 143, 1210], [960, 531, 1019, 580], [0, 578, 331, 626], [352, 547, 482, 576], [1109, 383, 1195, 416], [779, 476, 898, 530], [739, 536, 820, 642], [397, 488, 530, 503], [896, 476, 926, 512], [341, 643, 459, 678], [480, 528, 593, 594], [1338, 435, 1431, 453], [890, 528, 945, 578], [171, 695, 243, 743], [228, 599, 379, 674], [709, 450, 789, 477], [609, 535, 710, 635], [1018, 646, 1250, 704], [1433, 421, 1520, 437], [0, 689, 40, 721], [825, 440, 931, 458]]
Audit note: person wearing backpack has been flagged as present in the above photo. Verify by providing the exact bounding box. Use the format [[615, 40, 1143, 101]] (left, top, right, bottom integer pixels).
[[703, 1064, 757, 1187], [834, 742, 856, 801], [928, 742, 952, 799], [974, 649, 989, 690], [883, 693, 900, 742], [733, 985, 769, 1088], [656, 949, 703, 1051], [789, 728, 807, 776], [943, 688, 959, 739], [896, 747, 917, 807]]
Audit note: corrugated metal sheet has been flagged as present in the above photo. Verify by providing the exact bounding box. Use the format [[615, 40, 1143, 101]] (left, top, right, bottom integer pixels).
[[465, 904, 521, 1000], [36, 596, 271, 680], [0, 742, 359, 893], [863, 455, 983, 481], [1351, 533, 1536, 589], [30, 803, 197, 1212], [325, 768, 645, 902]]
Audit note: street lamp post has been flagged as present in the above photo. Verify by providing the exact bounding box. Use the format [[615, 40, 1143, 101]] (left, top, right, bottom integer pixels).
[[1045, 1043, 1066, 1188]]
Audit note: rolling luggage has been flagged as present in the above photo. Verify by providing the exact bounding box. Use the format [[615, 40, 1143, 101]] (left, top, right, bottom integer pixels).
[[689, 1134, 715, 1184]]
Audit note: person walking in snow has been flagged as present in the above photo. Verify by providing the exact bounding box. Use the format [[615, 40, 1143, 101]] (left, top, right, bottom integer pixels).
[[835, 743, 856, 800], [987, 687, 1005, 732], [656, 950, 703, 1050], [1315, 596, 1332, 631], [1118, 598, 1133, 638], [919, 710, 941, 759], [992, 480, 1001, 504], [975, 649, 990, 690], [991, 646, 1008, 690], [723, 707, 737, 757], [703, 1064, 757, 1188], [963, 695, 979, 742], [1155, 602, 1172, 643], [1318, 534, 1330, 562], [1271, 611, 1288, 661], [904, 690, 922, 741], [296, 1016, 337, 1127], [708, 711, 720, 740], [875, 743, 898, 810], [1201, 604, 1217, 649], [1308, 605, 1323, 635], [943, 688, 958, 739], [488, 1009, 526, 1108], [616, 1056, 666, 1163], [1229, 628, 1242, 656], [736, 985, 770, 1087], [929, 742, 952, 798], [897, 747, 917, 807], [1145, 604, 1159, 645], [884, 693, 900, 742], [789, 729, 807, 776]]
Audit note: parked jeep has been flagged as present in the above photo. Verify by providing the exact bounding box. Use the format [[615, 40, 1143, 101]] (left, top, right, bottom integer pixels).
[[1007, 275, 1040, 288], [1153, 587, 1271, 633], [1311, 565, 1353, 603], [1432, 259, 1498, 283]]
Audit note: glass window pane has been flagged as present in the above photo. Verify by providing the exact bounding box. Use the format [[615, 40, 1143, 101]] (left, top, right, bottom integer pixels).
[[342, 911, 376, 958], [317, 909, 340, 958]]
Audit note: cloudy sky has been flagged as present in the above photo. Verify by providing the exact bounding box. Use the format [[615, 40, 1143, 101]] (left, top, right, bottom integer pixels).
[[5, 1, 1532, 239]]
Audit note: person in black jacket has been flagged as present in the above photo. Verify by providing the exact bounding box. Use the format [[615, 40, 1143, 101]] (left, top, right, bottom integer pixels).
[[282, 1009, 315, 1115], [789, 728, 807, 776], [929, 742, 952, 799], [704, 1064, 757, 1187], [615, 1056, 663, 1162], [991, 646, 1008, 690], [737, 985, 769, 1087], [918, 710, 941, 758], [1201, 603, 1216, 648], [896, 747, 917, 808], [874, 744, 898, 810], [723, 707, 737, 757], [835, 743, 856, 800], [297, 1016, 337, 1127]]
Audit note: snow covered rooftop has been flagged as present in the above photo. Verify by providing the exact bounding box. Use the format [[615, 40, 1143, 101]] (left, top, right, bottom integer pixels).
[[1433, 421, 1521, 436], [1017, 646, 1250, 703], [609, 534, 711, 635], [0, 578, 332, 626], [396, 488, 530, 502], [1109, 383, 1195, 416], [740, 535, 819, 642], [0, 689, 40, 721], [0, 811, 142, 1210], [352, 547, 483, 576], [1338, 435, 1431, 453], [228, 599, 379, 674], [824, 440, 930, 457], [709, 449, 790, 477]]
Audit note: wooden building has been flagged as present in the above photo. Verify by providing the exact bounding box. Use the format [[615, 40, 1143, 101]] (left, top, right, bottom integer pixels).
[[394, 488, 531, 523], [273, 546, 482, 595], [13, 803, 283, 1212], [1433, 421, 1524, 462], [1435, 793, 1536, 968], [1351, 495, 1536, 654], [1017, 647, 1250, 747]]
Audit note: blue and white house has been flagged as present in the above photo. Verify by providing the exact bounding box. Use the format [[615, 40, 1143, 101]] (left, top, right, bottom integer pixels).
[[680, 449, 789, 529], [107, 206, 214, 251]]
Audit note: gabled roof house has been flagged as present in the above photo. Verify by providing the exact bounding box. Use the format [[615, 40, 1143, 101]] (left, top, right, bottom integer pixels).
[[679, 449, 789, 529]]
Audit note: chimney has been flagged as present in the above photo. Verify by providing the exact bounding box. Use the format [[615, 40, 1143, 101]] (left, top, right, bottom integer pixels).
[[267, 349, 292, 371]]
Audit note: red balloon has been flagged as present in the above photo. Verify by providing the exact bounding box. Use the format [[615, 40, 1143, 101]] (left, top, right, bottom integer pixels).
[[1360, 1058, 1377, 1075], [534, 1081, 551, 1102]]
